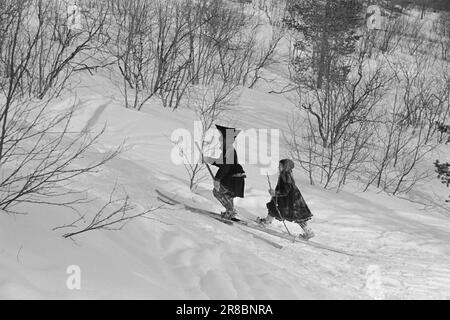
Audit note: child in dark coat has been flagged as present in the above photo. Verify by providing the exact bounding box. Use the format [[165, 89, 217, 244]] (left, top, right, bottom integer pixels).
[[258, 159, 314, 239]]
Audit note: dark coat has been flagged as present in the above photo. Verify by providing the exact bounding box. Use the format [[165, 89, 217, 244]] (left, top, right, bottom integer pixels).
[[266, 174, 312, 223], [212, 150, 246, 198]]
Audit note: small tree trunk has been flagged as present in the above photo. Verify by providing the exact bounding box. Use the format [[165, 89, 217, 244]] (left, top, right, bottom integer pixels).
[[317, 0, 330, 89]]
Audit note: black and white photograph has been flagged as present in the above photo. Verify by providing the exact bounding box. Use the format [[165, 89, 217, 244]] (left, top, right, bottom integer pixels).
[[0, 0, 450, 303]]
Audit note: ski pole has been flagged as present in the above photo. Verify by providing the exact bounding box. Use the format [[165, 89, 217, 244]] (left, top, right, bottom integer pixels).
[[195, 141, 215, 180], [266, 174, 293, 238], [195, 141, 233, 219]]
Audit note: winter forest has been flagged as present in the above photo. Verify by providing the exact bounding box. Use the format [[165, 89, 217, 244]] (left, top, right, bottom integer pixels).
[[1, 0, 450, 300]]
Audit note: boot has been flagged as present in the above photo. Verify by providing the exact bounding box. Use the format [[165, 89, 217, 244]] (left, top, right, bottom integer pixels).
[[221, 210, 237, 220], [257, 215, 274, 226], [299, 221, 315, 240]]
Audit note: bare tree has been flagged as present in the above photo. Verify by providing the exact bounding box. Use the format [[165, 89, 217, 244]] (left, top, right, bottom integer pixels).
[[185, 0, 251, 86], [59, 184, 161, 238], [432, 11, 450, 60], [241, 25, 284, 89], [401, 16, 426, 56], [252, 0, 288, 27], [392, 54, 449, 136], [376, 14, 407, 54], [176, 79, 241, 191], [366, 112, 437, 195], [0, 0, 110, 100], [287, 37, 393, 190], [0, 0, 119, 213], [104, 0, 277, 110], [106, 0, 192, 110], [362, 54, 449, 195], [171, 0, 255, 190]]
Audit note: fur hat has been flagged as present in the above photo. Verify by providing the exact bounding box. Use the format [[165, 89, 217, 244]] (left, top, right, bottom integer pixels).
[[215, 125, 241, 150]]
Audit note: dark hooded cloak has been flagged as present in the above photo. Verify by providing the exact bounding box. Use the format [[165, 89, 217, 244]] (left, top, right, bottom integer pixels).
[[266, 159, 313, 223]]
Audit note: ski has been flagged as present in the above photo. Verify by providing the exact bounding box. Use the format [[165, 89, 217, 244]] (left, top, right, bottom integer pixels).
[[240, 229, 284, 249], [157, 192, 234, 225], [157, 190, 247, 223], [157, 196, 177, 206], [155, 189, 359, 257], [234, 219, 358, 257], [157, 191, 283, 249]]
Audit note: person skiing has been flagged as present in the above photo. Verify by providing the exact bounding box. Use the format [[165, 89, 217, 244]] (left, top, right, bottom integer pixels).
[[203, 125, 246, 220], [258, 159, 315, 240]]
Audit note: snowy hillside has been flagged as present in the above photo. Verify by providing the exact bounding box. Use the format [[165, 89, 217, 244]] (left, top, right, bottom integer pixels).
[[1, 0, 450, 300], [1, 65, 450, 299]]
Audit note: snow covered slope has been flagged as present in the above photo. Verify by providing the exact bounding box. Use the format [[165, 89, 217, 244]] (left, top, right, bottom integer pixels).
[[1, 64, 450, 300], [2, 4, 450, 298]]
